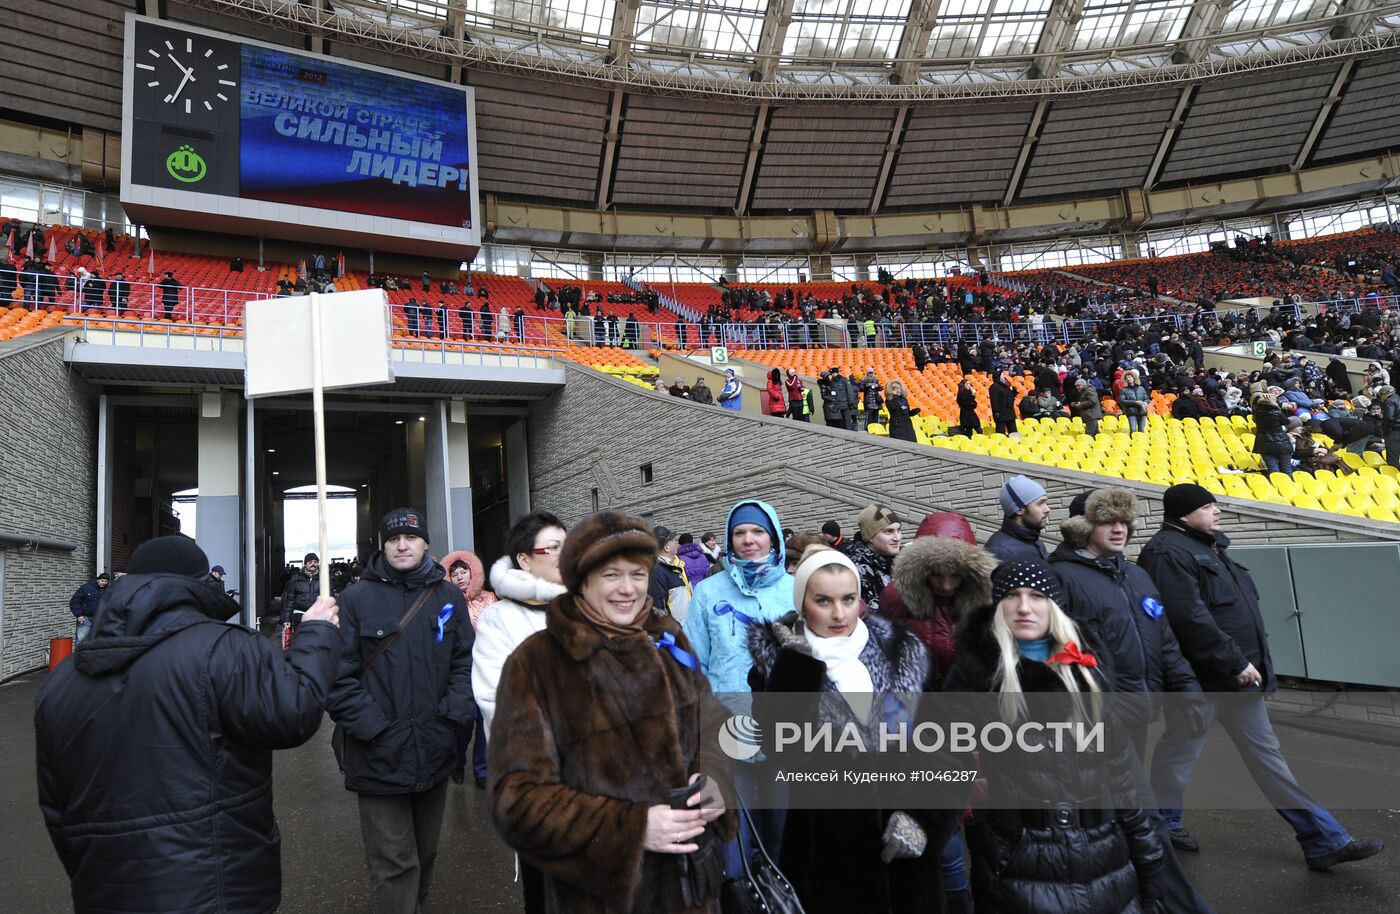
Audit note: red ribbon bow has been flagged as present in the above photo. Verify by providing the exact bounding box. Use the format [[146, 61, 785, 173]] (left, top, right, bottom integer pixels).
[[1048, 642, 1098, 668]]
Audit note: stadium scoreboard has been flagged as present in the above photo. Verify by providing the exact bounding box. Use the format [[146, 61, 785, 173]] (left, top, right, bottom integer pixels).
[[121, 14, 480, 260]]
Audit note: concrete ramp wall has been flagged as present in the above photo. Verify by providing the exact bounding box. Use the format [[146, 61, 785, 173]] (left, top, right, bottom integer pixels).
[[527, 361, 1395, 551]]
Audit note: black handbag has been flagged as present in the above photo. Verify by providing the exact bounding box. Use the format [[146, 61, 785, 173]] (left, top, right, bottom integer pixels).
[[719, 800, 805, 914]]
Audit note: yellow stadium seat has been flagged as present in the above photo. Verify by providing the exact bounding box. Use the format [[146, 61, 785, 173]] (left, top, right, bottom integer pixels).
[[1363, 450, 1385, 466], [867, 423, 888, 436], [1291, 494, 1323, 511]]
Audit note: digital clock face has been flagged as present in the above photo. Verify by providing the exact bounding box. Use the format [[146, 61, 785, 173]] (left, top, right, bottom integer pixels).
[[132, 22, 241, 126]]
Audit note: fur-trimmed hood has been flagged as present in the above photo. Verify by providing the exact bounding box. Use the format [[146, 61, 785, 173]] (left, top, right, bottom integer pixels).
[[748, 611, 930, 695], [488, 555, 566, 606], [440, 549, 488, 600], [1059, 487, 1140, 550], [891, 536, 996, 619]]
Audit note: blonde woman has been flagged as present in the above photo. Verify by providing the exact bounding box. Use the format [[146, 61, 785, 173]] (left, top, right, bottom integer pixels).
[[884, 380, 921, 442], [944, 560, 1165, 914]]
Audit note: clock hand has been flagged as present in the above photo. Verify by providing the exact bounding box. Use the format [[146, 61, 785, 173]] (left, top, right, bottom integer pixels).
[[168, 69, 193, 104], [167, 53, 193, 78]]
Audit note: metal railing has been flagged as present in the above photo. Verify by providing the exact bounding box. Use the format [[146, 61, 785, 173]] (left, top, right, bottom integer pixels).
[[16, 269, 1399, 354]]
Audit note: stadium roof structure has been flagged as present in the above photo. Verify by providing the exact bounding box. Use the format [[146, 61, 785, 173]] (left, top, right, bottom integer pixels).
[[189, 0, 1400, 99]]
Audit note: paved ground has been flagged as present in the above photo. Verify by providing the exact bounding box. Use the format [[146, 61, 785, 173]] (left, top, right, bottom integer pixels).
[[4, 671, 1397, 913]]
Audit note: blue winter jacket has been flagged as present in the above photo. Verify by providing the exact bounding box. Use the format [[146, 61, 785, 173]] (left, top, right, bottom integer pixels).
[[683, 500, 794, 702]]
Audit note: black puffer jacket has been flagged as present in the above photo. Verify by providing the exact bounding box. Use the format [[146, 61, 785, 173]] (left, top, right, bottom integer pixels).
[[1137, 522, 1273, 692], [35, 574, 339, 914], [280, 569, 319, 623], [989, 380, 1016, 422], [944, 603, 1165, 914], [1049, 542, 1200, 700], [1250, 400, 1292, 457], [327, 552, 475, 794]]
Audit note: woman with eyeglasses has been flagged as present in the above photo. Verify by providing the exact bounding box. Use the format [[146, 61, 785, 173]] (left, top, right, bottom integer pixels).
[[472, 511, 569, 913]]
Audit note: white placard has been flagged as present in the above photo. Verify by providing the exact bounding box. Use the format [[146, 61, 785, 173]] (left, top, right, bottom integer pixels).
[[243, 289, 394, 398]]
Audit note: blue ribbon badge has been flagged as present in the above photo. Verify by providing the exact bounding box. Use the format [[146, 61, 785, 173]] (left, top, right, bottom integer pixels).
[[655, 631, 700, 671], [1141, 596, 1164, 620], [435, 603, 456, 644], [713, 601, 756, 626]]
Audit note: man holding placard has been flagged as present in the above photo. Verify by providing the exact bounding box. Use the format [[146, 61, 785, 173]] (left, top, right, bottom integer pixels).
[[328, 508, 475, 914]]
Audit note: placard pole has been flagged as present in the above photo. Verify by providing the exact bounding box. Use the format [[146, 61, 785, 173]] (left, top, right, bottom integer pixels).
[[309, 292, 331, 598]]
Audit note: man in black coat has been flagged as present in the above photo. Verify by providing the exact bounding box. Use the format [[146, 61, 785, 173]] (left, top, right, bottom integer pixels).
[[67, 572, 109, 642], [1139, 485, 1383, 870], [1051, 489, 1218, 914], [281, 552, 321, 632], [36, 535, 340, 914], [986, 475, 1050, 564], [328, 508, 474, 914], [157, 271, 182, 320]]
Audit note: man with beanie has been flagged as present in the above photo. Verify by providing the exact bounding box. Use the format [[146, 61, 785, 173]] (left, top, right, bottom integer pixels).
[[281, 552, 322, 635], [846, 505, 903, 613], [820, 519, 848, 553], [986, 475, 1050, 564], [328, 508, 475, 914], [67, 572, 109, 643], [1139, 485, 1384, 870], [36, 535, 340, 914]]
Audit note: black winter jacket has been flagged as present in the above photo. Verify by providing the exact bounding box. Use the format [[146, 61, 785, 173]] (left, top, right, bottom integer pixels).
[[36, 574, 339, 914], [68, 580, 103, 619], [944, 603, 1165, 914], [327, 552, 475, 794], [280, 570, 319, 623], [885, 394, 919, 442], [1050, 544, 1200, 705], [985, 518, 1049, 565], [1251, 402, 1292, 457], [1137, 523, 1273, 692], [989, 381, 1016, 422]]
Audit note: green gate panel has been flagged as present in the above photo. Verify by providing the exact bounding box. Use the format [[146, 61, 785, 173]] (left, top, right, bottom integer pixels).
[[1286, 544, 1400, 688], [1231, 546, 1306, 680]]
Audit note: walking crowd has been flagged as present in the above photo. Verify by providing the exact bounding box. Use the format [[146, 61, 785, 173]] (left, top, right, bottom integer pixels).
[[35, 473, 1386, 914]]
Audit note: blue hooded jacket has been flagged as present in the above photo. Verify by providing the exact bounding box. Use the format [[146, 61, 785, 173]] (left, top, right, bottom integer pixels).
[[683, 500, 794, 699]]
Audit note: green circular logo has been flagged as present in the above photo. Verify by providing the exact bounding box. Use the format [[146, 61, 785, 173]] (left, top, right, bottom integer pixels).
[[166, 145, 207, 183]]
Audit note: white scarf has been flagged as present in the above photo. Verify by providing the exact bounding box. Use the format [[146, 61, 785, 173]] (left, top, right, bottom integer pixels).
[[803, 618, 874, 721]]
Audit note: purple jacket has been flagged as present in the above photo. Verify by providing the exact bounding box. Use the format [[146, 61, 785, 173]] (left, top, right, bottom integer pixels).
[[676, 543, 713, 588]]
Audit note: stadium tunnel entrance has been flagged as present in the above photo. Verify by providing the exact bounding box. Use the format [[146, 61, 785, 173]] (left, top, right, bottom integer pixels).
[[99, 392, 531, 626]]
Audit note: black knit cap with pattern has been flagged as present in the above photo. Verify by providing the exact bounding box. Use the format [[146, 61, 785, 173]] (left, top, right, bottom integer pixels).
[[380, 507, 429, 545], [991, 559, 1065, 608]]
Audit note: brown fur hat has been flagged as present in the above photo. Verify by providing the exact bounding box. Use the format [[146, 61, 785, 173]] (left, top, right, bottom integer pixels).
[[891, 536, 997, 619], [559, 511, 658, 591], [1059, 487, 1140, 549]]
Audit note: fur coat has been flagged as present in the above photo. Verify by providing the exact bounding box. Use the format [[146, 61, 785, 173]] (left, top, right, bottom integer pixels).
[[488, 593, 737, 914], [747, 613, 955, 914]]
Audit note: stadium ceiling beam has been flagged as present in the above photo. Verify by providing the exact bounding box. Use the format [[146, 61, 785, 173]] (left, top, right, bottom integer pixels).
[[609, 0, 643, 66], [1002, 100, 1048, 207], [870, 107, 910, 212], [1172, 0, 1232, 64], [754, 0, 798, 81], [596, 89, 625, 209], [1332, 0, 1386, 38], [893, 0, 942, 85], [180, 0, 1400, 101], [736, 104, 770, 214], [1292, 58, 1357, 169], [447, 0, 466, 82], [1143, 84, 1196, 190], [1030, 0, 1088, 78]]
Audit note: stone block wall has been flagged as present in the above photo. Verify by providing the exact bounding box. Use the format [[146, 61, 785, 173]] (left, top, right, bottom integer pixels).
[[528, 363, 1393, 552], [0, 337, 97, 678]]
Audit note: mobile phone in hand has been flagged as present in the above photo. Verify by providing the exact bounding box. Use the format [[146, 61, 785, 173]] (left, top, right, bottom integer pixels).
[[668, 774, 707, 809]]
